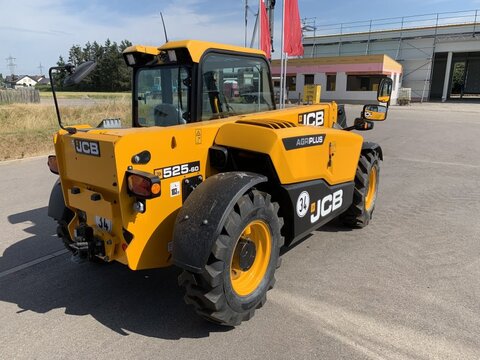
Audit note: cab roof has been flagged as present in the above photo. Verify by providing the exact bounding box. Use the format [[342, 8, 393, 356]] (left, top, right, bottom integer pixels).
[[124, 40, 266, 63]]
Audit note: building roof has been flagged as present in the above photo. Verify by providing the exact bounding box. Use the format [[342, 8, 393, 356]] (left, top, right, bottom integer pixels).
[[37, 77, 50, 85], [5, 75, 36, 83], [271, 54, 402, 75], [30, 75, 45, 82]]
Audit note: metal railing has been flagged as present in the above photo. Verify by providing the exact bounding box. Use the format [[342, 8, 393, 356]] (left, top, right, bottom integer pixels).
[[302, 9, 480, 37]]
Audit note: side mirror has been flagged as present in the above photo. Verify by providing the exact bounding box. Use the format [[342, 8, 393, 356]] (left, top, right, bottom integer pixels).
[[363, 104, 388, 121], [63, 61, 97, 87], [377, 77, 393, 104], [354, 118, 374, 131]]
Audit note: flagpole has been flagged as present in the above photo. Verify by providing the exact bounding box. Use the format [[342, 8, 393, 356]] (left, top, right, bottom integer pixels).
[[279, 57, 284, 108], [283, 56, 288, 107], [258, 0, 262, 49], [279, 0, 286, 108]]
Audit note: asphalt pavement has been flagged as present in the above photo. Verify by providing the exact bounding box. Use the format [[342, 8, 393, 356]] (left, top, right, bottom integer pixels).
[[1, 102, 479, 359]]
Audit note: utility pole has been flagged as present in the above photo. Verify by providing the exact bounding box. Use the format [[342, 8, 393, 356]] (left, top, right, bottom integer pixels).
[[6, 55, 16, 76], [267, 0, 275, 53], [38, 62, 44, 76]]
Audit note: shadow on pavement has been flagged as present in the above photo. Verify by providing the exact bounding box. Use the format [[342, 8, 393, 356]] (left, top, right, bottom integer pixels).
[[2, 206, 230, 339], [3, 207, 63, 272], [280, 220, 353, 256], [316, 219, 355, 233]]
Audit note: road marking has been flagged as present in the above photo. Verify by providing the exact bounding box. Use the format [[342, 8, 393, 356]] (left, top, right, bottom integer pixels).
[[0, 249, 68, 279], [385, 156, 480, 169]]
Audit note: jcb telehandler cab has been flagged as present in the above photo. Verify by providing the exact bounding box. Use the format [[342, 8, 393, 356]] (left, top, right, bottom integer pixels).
[[47, 40, 392, 326]]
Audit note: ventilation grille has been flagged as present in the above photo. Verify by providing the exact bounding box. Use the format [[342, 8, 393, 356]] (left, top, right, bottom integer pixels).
[[236, 119, 297, 129]]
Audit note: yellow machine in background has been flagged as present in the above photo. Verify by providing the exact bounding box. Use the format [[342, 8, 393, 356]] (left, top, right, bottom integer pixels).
[[47, 40, 392, 326], [303, 84, 321, 104]]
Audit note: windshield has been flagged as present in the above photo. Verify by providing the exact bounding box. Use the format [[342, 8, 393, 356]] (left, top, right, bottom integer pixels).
[[136, 66, 190, 126], [201, 53, 274, 120]]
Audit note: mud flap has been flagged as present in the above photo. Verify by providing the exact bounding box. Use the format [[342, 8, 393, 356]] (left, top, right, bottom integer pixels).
[[362, 142, 383, 160], [172, 172, 267, 273], [48, 179, 67, 220]]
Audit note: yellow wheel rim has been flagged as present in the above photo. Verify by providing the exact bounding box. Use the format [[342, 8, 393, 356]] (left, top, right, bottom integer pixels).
[[365, 166, 377, 211], [230, 220, 272, 297]]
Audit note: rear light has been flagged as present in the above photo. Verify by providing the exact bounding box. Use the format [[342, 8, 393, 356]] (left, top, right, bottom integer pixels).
[[126, 170, 161, 199], [48, 155, 59, 174]]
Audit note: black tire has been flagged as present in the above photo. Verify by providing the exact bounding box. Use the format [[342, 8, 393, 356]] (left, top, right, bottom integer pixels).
[[340, 151, 380, 227], [179, 190, 284, 326]]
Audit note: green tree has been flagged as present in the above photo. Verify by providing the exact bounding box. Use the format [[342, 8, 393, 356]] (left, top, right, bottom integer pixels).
[[451, 62, 465, 94], [54, 55, 67, 90], [68, 44, 83, 66], [0, 73, 4, 88]]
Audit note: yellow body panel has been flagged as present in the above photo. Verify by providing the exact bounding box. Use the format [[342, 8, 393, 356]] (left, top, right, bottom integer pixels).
[[123, 40, 266, 64], [123, 45, 161, 56], [56, 122, 221, 269], [243, 103, 338, 128], [214, 123, 362, 185], [158, 40, 266, 63]]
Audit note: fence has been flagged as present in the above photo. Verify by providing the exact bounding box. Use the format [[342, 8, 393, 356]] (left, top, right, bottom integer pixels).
[[302, 9, 480, 37], [0, 88, 40, 104]]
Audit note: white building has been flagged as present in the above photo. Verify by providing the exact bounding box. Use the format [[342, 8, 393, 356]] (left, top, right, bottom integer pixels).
[[302, 9, 480, 101], [271, 54, 402, 104], [5, 75, 41, 89]]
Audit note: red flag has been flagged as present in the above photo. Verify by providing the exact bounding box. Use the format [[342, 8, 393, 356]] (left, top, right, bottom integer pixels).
[[260, 0, 271, 59], [284, 0, 303, 56]]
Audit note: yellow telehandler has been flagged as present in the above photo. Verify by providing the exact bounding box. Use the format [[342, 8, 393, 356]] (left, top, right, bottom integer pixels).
[[47, 40, 392, 326]]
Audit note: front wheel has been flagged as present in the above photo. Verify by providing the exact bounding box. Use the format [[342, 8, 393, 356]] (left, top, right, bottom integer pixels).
[[340, 151, 380, 227], [179, 190, 284, 326]]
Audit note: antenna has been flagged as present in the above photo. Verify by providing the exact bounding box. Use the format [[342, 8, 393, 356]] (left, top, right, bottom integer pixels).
[[160, 12, 169, 43], [245, 0, 248, 47]]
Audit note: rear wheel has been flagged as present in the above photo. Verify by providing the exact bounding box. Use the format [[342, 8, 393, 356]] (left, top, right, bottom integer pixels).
[[179, 190, 284, 326], [56, 208, 76, 254], [340, 151, 380, 227]]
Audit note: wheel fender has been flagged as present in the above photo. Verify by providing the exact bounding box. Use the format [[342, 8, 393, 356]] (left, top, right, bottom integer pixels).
[[362, 142, 383, 160], [172, 172, 267, 273], [48, 179, 66, 220]]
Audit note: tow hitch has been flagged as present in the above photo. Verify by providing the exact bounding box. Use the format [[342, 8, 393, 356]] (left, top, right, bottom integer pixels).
[[72, 224, 106, 260]]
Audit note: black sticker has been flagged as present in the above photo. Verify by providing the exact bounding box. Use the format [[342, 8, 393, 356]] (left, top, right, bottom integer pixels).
[[282, 134, 326, 150], [155, 161, 200, 179], [74, 139, 101, 157], [298, 110, 325, 126]]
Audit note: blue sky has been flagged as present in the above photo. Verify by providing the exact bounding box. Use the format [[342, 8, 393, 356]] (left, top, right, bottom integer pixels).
[[1, 0, 480, 75]]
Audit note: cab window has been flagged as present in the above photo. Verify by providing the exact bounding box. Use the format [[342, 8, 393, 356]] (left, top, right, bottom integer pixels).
[[201, 53, 274, 120], [136, 66, 190, 127]]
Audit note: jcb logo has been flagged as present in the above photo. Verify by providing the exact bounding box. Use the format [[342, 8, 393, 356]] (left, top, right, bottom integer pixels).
[[74, 140, 100, 157], [310, 189, 343, 223], [299, 110, 324, 127]]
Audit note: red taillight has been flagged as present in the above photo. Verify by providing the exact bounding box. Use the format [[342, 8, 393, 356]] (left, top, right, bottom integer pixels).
[[48, 155, 59, 174], [126, 170, 161, 199]]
